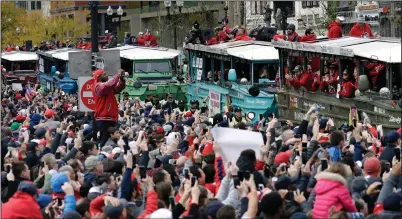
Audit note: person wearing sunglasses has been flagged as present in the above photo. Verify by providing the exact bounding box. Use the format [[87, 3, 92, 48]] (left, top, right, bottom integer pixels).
[[273, 24, 300, 42], [338, 69, 356, 98], [299, 28, 317, 42]]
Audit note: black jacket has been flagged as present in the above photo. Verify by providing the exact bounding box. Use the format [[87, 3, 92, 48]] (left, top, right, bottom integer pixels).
[[379, 143, 396, 163]]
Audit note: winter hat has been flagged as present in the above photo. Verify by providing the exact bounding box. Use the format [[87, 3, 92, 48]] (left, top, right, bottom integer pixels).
[[163, 124, 173, 133], [274, 150, 292, 165], [16, 114, 25, 122], [351, 176, 369, 194], [185, 117, 195, 126], [34, 127, 47, 139], [274, 175, 292, 190], [85, 155, 100, 171], [383, 192, 401, 211], [290, 212, 309, 219], [30, 113, 41, 126], [93, 69, 104, 82], [206, 200, 224, 219], [62, 211, 82, 219], [18, 181, 38, 196], [44, 109, 56, 119], [149, 208, 172, 219], [385, 131, 400, 144], [51, 172, 69, 193], [104, 198, 128, 218], [37, 194, 52, 209], [363, 157, 381, 178], [185, 111, 193, 118], [10, 122, 21, 131]]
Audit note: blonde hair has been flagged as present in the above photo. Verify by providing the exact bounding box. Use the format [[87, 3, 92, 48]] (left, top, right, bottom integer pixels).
[[328, 162, 348, 179]]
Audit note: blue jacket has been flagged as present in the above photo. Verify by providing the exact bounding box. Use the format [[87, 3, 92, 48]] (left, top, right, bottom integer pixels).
[[353, 142, 364, 162], [63, 195, 76, 215], [327, 145, 342, 162]]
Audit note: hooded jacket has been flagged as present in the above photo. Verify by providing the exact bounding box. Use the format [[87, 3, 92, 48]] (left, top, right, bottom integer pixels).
[[1, 191, 43, 219], [339, 79, 355, 98], [299, 33, 317, 42], [328, 21, 342, 39], [379, 143, 396, 163], [349, 23, 374, 38], [273, 32, 300, 42], [93, 73, 126, 122], [313, 172, 357, 219]]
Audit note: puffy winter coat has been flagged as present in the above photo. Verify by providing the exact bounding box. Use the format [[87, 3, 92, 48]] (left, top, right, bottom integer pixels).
[[2, 191, 43, 219], [313, 172, 357, 219]]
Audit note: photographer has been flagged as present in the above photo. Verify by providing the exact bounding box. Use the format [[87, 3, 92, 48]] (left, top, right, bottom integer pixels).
[[93, 69, 126, 147]]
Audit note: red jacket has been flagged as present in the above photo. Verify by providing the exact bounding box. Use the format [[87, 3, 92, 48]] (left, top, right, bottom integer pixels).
[[320, 73, 339, 94], [328, 21, 342, 39], [137, 36, 146, 46], [235, 34, 252, 41], [365, 62, 384, 85], [94, 74, 126, 122], [338, 80, 355, 98], [90, 194, 106, 216], [273, 32, 300, 42], [223, 25, 231, 34], [299, 34, 317, 42], [290, 72, 313, 91], [207, 37, 219, 45], [144, 34, 158, 47], [137, 190, 158, 219], [349, 23, 374, 38], [312, 172, 357, 219], [2, 191, 43, 219]]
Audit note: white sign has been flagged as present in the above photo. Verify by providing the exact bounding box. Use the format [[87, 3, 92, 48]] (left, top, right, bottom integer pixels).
[[95, 57, 105, 70], [209, 90, 221, 117], [196, 69, 202, 81], [39, 57, 44, 72], [11, 83, 23, 91], [211, 127, 263, 164]]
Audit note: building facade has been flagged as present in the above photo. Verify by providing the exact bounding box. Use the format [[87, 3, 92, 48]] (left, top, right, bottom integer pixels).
[[15, 0, 51, 16]]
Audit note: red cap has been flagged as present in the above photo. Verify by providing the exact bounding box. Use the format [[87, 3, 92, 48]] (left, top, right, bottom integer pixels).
[[63, 103, 70, 111], [397, 128, 401, 134], [156, 127, 165, 134], [274, 150, 292, 165], [16, 114, 25, 122], [44, 109, 56, 119], [93, 69, 104, 82], [202, 142, 214, 156], [39, 138, 47, 146], [364, 157, 381, 177], [185, 111, 193, 118], [68, 131, 74, 136]]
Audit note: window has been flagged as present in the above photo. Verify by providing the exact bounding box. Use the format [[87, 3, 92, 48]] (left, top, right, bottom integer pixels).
[[37, 1, 41, 10], [251, 1, 257, 15], [13, 61, 36, 73], [134, 62, 170, 73], [31, 2, 36, 10], [302, 1, 319, 8]]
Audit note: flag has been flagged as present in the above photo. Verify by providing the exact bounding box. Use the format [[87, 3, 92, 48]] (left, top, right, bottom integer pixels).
[[25, 87, 32, 101], [263, 95, 279, 118]]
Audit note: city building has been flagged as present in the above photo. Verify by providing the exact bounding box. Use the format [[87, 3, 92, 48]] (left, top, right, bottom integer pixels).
[[15, 0, 51, 16]]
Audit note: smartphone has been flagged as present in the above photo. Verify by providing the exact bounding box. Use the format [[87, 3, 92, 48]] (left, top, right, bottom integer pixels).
[[385, 163, 391, 173], [169, 159, 177, 165], [55, 152, 61, 160], [184, 168, 190, 180], [154, 158, 162, 168], [377, 184, 383, 190], [40, 161, 45, 168], [285, 192, 294, 201], [169, 196, 176, 207], [194, 143, 199, 151], [281, 165, 286, 172], [6, 165, 11, 173], [238, 171, 244, 181], [394, 148, 401, 161], [233, 175, 241, 188], [139, 166, 147, 179], [258, 184, 265, 192], [191, 176, 197, 187], [321, 159, 328, 171], [243, 171, 251, 180], [57, 198, 63, 206], [75, 127, 80, 133]]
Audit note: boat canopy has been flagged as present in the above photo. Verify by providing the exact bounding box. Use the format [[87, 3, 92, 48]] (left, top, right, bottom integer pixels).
[[1, 51, 38, 62], [185, 41, 279, 61], [37, 48, 81, 61], [111, 45, 180, 60], [272, 37, 401, 63]]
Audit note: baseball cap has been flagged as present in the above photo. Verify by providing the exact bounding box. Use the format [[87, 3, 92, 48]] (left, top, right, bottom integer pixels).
[[44, 109, 56, 119], [103, 198, 128, 218], [363, 157, 381, 177], [274, 150, 292, 165]]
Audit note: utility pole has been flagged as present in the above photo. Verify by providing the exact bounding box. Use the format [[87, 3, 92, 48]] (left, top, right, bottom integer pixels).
[[89, 1, 99, 142], [90, 1, 99, 53]]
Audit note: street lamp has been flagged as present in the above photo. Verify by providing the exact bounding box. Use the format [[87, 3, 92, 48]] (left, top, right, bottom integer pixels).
[[177, 0, 183, 13], [164, 1, 172, 15], [106, 6, 113, 16]]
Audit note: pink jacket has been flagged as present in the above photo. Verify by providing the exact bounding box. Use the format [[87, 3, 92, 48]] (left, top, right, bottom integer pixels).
[[312, 172, 357, 219]]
